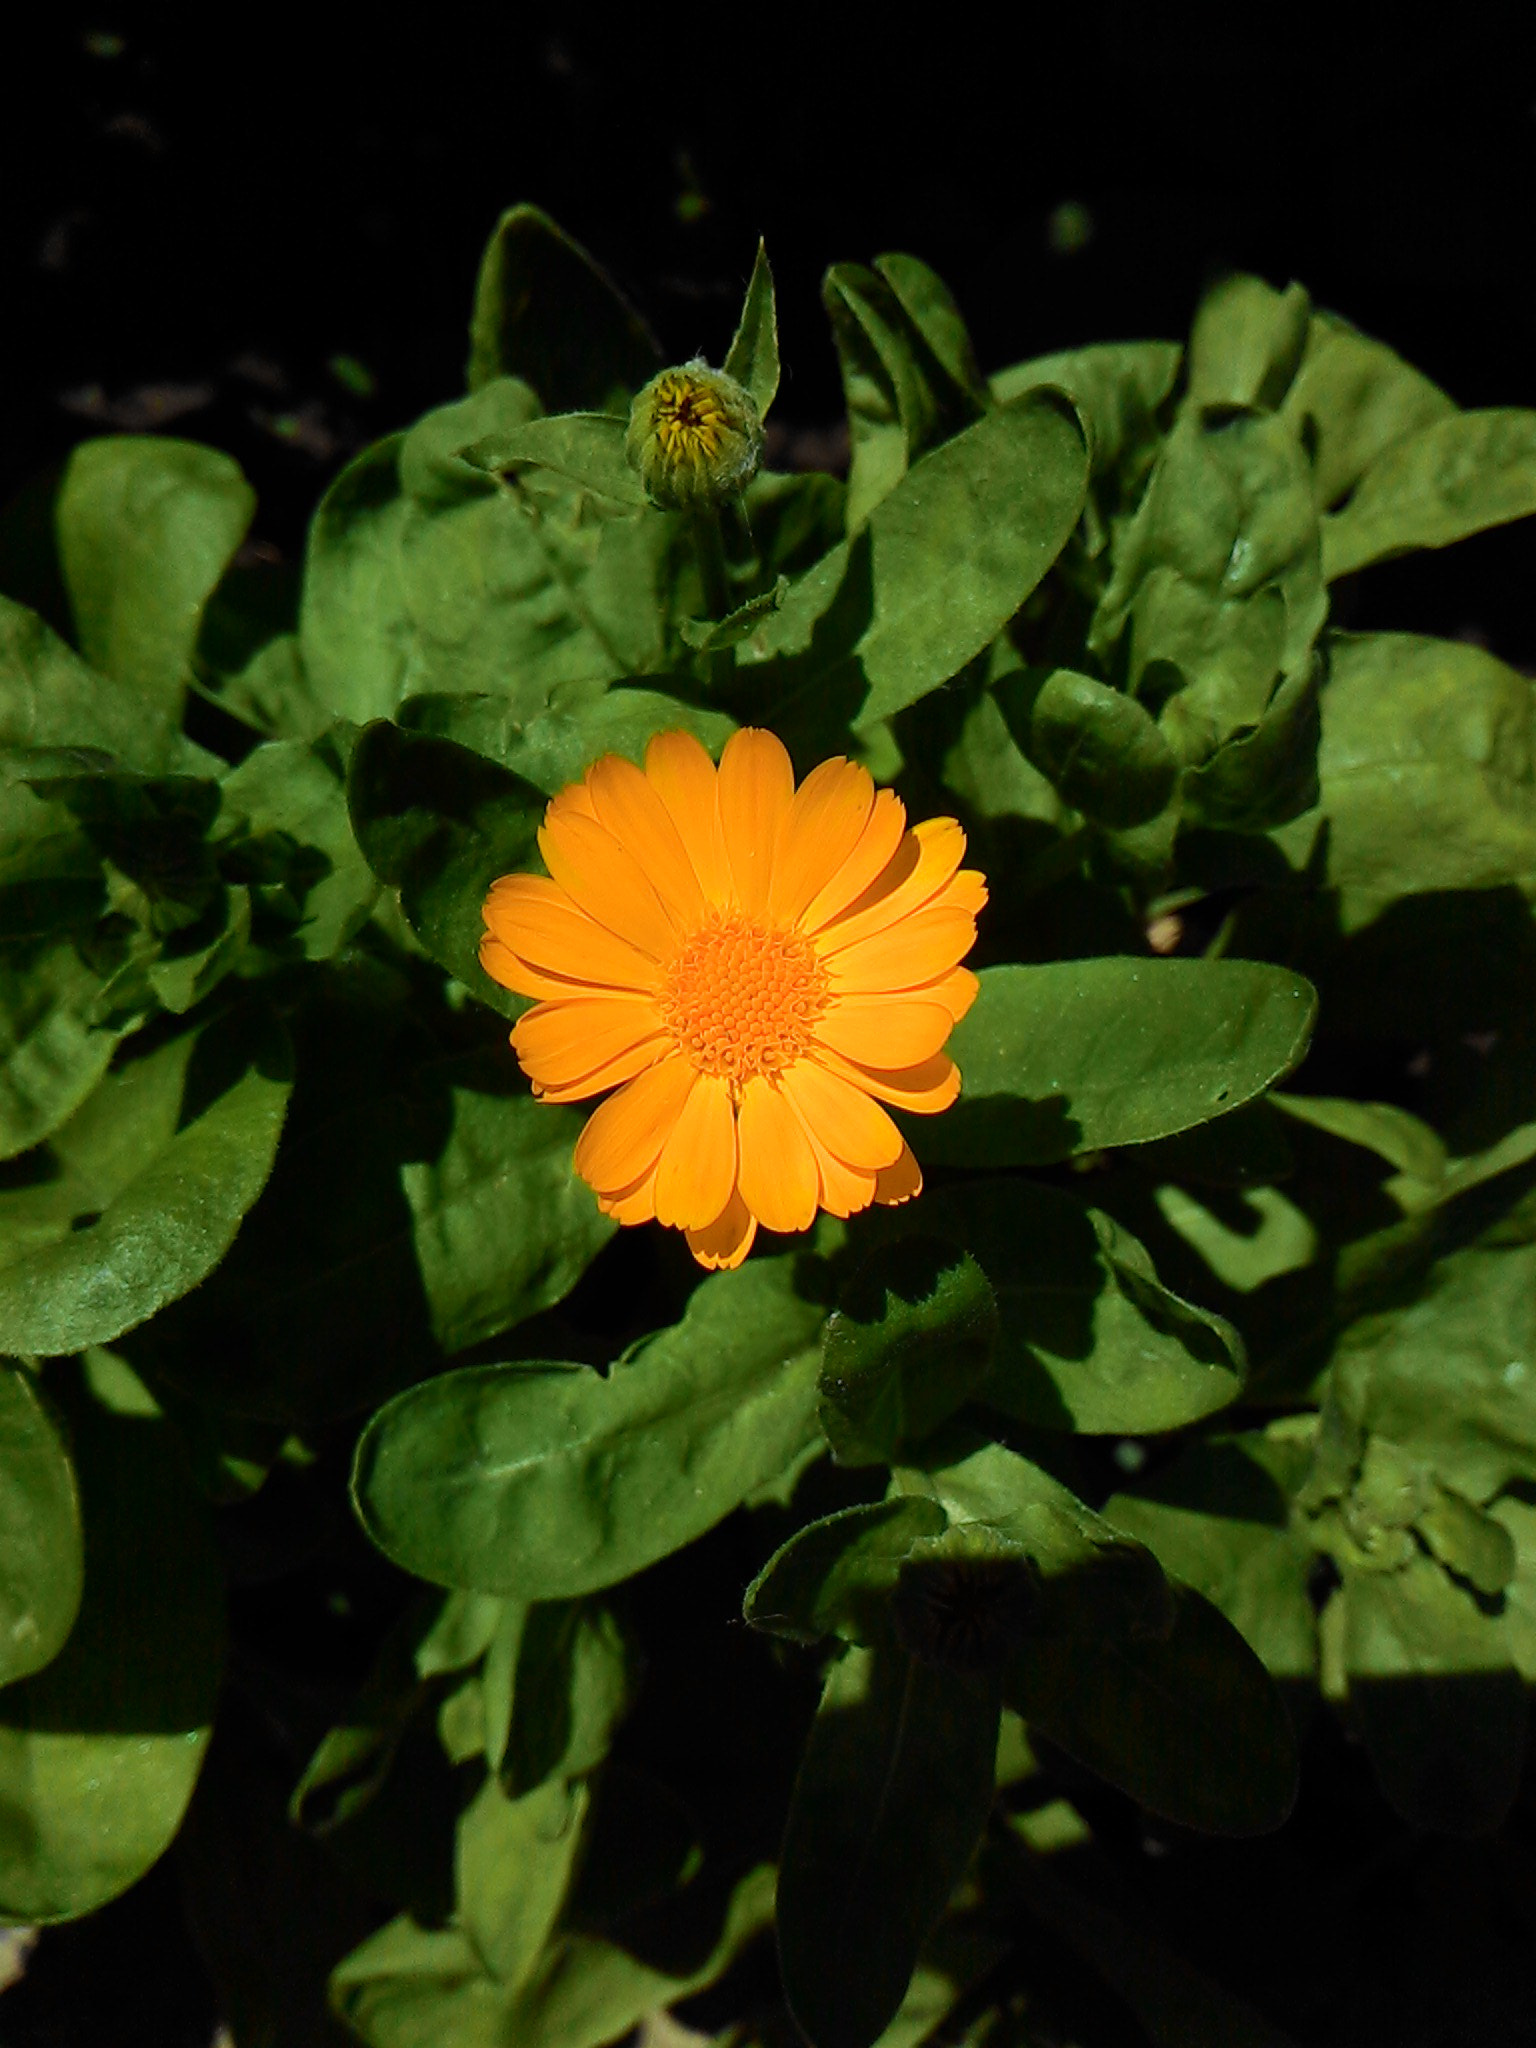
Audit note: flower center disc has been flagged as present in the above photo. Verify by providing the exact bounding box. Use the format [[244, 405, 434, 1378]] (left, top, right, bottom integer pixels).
[[662, 912, 828, 1087]]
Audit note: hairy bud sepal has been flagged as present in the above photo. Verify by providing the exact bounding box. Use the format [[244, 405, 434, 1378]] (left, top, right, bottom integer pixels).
[[626, 361, 764, 512]]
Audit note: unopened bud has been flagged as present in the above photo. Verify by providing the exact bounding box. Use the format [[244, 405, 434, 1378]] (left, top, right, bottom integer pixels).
[[626, 360, 763, 511]]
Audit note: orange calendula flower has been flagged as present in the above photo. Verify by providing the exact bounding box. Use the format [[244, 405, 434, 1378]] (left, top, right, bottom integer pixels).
[[479, 728, 985, 1271]]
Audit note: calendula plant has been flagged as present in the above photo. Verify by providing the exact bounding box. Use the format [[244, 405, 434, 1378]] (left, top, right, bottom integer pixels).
[[3, 203, 1536, 2045]]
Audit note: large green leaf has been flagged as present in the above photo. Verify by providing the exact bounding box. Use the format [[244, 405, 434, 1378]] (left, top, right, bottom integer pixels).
[[466, 204, 660, 413], [1321, 409, 1536, 579], [352, 1256, 827, 1598], [1106, 1432, 1317, 1682], [0, 1004, 291, 1355], [1273, 632, 1536, 926], [216, 728, 379, 959], [819, 1237, 998, 1465], [399, 383, 664, 700], [0, 594, 179, 771], [56, 436, 255, 722], [1279, 309, 1455, 511], [745, 391, 1088, 737], [743, 1496, 949, 1645], [919, 958, 1316, 1167], [0, 1362, 83, 1689], [0, 1377, 224, 1920], [916, 1179, 1245, 1435], [145, 1036, 611, 1425], [348, 718, 545, 1014], [0, 938, 129, 1162], [297, 434, 414, 731], [1341, 1553, 1526, 1835], [989, 341, 1181, 483], [777, 1643, 1000, 2048], [1327, 1240, 1536, 1502], [330, 1866, 773, 2048], [396, 683, 735, 798]]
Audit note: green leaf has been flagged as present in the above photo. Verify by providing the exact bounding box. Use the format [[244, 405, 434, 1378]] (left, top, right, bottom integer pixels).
[[997, 665, 1179, 828], [347, 719, 545, 1014], [920, 958, 1317, 1168], [0, 593, 179, 771], [1279, 308, 1455, 512], [399, 384, 662, 699], [456, 1772, 589, 1988], [0, 1363, 83, 1688], [56, 436, 255, 722], [990, 341, 1181, 482], [466, 204, 660, 413], [1185, 275, 1311, 413], [352, 1255, 827, 1599], [1272, 632, 1536, 926], [777, 1642, 1000, 2048], [723, 239, 781, 419], [874, 253, 989, 411], [0, 1004, 292, 1355], [147, 1039, 612, 1425], [1341, 1552, 1526, 1834], [1272, 1092, 1448, 1191], [398, 683, 736, 797], [0, 939, 130, 1162], [1179, 654, 1321, 833], [0, 1378, 224, 1920], [743, 1496, 949, 1644], [486, 1599, 629, 1797], [920, 1179, 1246, 1435], [459, 413, 647, 509], [330, 1867, 774, 2048], [297, 434, 413, 731], [679, 576, 788, 653], [215, 728, 379, 959], [1321, 408, 1536, 579], [747, 392, 1088, 738], [1328, 1241, 1536, 1501], [1106, 1432, 1318, 1682], [820, 1237, 998, 1464], [1090, 407, 1324, 759], [823, 263, 940, 530], [1002, 1578, 1297, 1834]]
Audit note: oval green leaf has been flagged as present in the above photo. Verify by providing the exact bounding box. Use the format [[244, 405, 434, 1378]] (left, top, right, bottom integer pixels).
[[0, 1363, 83, 1688], [919, 958, 1316, 1168]]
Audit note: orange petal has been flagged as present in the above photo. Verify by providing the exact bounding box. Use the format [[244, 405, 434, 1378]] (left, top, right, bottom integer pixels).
[[512, 995, 664, 1092], [534, 1033, 671, 1104], [792, 1102, 880, 1220], [538, 810, 682, 962], [921, 965, 980, 1022], [600, 1166, 659, 1225], [818, 818, 968, 954], [717, 727, 795, 917], [654, 1072, 738, 1230], [646, 729, 731, 902], [827, 907, 978, 995], [814, 996, 954, 1069], [780, 1057, 904, 1170], [686, 1189, 758, 1269], [768, 757, 875, 925], [800, 788, 909, 934], [485, 874, 661, 991], [586, 753, 708, 926], [573, 1055, 695, 1193], [874, 1142, 923, 1206], [737, 1076, 820, 1235], [938, 867, 989, 918], [480, 932, 550, 1001], [818, 1045, 961, 1116], [545, 780, 599, 829]]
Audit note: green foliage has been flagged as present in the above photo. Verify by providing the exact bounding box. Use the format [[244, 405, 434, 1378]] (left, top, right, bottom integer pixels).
[[3, 214, 1536, 2048]]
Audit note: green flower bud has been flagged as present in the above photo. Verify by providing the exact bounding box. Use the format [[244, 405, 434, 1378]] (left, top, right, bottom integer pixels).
[[625, 360, 763, 511]]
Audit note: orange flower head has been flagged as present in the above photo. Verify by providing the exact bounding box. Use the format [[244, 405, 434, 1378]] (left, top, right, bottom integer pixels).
[[479, 728, 986, 1270]]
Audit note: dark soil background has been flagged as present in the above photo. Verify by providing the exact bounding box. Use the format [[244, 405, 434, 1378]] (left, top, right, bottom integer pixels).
[[3, 8, 1536, 2044]]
